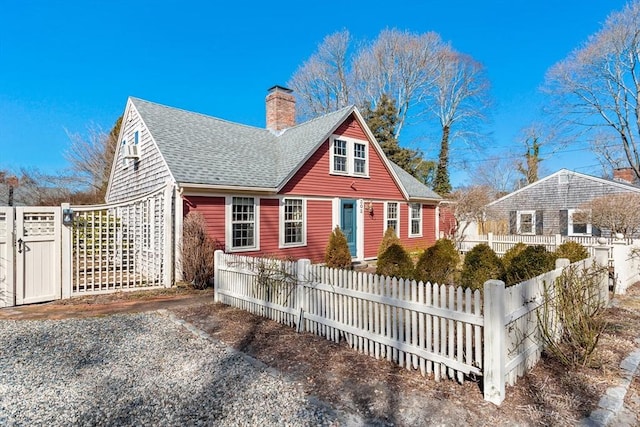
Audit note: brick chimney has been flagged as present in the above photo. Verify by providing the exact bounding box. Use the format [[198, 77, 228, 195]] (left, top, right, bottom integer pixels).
[[266, 85, 295, 132], [613, 167, 635, 184]]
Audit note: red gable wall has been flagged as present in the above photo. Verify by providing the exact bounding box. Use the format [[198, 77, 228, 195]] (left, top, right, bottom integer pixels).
[[280, 115, 405, 200]]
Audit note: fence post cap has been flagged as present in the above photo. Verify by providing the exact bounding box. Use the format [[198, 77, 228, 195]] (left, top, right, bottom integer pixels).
[[597, 237, 608, 245], [555, 258, 570, 269]]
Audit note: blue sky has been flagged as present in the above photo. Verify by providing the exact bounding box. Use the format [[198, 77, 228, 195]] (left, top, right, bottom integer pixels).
[[0, 0, 629, 187]]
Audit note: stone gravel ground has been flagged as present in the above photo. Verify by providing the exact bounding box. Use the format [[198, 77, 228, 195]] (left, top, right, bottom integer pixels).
[[0, 312, 345, 426]]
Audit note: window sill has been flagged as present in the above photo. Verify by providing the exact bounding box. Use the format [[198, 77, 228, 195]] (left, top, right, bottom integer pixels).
[[279, 242, 307, 249], [329, 172, 370, 179], [227, 246, 259, 253]]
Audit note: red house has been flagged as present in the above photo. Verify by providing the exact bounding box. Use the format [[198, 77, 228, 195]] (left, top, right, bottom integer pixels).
[[106, 86, 442, 263]]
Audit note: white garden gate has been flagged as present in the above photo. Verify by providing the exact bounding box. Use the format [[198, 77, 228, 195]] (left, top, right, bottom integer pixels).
[[0, 184, 176, 308]]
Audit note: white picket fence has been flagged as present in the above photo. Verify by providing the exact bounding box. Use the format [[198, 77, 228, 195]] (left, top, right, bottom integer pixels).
[[213, 248, 611, 405], [458, 232, 631, 258]]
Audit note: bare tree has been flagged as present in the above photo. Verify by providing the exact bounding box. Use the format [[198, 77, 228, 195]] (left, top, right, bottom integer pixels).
[[288, 30, 353, 120], [471, 157, 518, 197], [352, 29, 446, 139], [64, 116, 121, 201], [446, 185, 494, 240], [431, 51, 491, 195], [575, 193, 640, 237], [289, 28, 447, 141], [544, 0, 640, 180]]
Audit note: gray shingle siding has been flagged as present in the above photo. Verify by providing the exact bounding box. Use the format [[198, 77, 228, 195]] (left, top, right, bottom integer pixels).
[[487, 169, 640, 235], [107, 103, 173, 202]]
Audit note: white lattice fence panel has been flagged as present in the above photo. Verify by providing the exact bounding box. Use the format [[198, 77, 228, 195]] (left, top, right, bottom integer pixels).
[[71, 187, 169, 294]]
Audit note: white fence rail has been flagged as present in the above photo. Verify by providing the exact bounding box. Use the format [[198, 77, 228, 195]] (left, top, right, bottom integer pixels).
[[213, 247, 613, 405], [458, 232, 631, 258]]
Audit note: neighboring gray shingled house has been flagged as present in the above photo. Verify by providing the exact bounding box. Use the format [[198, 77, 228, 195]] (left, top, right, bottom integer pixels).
[[106, 86, 441, 262], [486, 168, 640, 236]]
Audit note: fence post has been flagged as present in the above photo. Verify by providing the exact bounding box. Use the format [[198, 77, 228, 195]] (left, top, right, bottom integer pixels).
[[296, 258, 311, 333], [488, 232, 494, 252], [555, 234, 562, 250], [483, 279, 506, 405], [593, 239, 610, 304], [214, 250, 224, 303], [611, 238, 631, 295], [61, 203, 72, 299], [162, 183, 174, 288]]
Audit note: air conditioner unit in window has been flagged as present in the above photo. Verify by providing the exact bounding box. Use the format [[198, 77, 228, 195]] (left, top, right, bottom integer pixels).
[[123, 144, 140, 159]]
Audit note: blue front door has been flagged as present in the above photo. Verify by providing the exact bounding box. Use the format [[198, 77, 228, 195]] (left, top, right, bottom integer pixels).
[[341, 199, 357, 257]]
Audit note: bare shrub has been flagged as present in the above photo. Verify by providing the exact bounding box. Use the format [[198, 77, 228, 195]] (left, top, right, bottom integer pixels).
[[537, 262, 609, 368], [181, 212, 216, 289]]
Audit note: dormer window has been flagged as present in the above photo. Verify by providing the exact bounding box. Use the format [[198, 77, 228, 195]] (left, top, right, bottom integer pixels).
[[330, 136, 369, 177]]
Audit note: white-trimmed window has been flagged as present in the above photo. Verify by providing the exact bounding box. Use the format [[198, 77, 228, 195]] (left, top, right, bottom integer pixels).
[[231, 196, 256, 249], [517, 210, 535, 234], [330, 136, 369, 177], [281, 198, 305, 246], [121, 129, 141, 167], [333, 139, 347, 172], [409, 203, 422, 237], [569, 208, 592, 236], [385, 202, 399, 236]]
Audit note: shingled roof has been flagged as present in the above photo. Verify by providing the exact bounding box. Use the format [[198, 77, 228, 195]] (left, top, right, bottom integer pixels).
[[130, 97, 440, 200]]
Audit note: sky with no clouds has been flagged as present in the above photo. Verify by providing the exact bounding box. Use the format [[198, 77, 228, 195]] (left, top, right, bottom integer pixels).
[[0, 0, 630, 187]]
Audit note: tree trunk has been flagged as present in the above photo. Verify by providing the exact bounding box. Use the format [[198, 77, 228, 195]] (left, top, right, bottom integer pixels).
[[434, 125, 452, 195]]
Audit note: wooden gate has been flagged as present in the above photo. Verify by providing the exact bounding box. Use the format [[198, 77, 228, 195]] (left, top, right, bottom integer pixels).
[[15, 207, 62, 305]]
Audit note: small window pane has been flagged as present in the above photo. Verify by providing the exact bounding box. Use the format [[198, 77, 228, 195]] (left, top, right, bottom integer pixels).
[[386, 202, 398, 232]]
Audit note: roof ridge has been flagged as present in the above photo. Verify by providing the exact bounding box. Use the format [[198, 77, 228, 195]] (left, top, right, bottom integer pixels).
[[276, 105, 355, 135], [129, 96, 272, 134]]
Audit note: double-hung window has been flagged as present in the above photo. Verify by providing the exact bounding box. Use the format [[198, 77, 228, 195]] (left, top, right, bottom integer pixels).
[[330, 136, 368, 176], [282, 198, 305, 246], [333, 139, 347, 173], [385, 202, 399, 235], [517, 210, 535, 234], [409, 203, 422, 237], [231, 197, 256, 249], [568, 208, 591, 236]]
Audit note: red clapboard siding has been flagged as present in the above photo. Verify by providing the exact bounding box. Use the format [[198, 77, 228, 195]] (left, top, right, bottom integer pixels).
[[398, 203, 437, 252], [364, 201, 385, 258], [280, 115, 405, 200], [183, 196, 226, 249], [239, 199, 333, 263]]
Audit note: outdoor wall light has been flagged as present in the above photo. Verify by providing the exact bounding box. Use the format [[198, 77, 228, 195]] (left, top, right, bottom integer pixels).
[[366, 201, 374, 215], [62, 208, 74, 226]]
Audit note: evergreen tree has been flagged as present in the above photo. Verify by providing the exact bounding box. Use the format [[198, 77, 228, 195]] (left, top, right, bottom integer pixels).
[[363, 94, 426, 178]]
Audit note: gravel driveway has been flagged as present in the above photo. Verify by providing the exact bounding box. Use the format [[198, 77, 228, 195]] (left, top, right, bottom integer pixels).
[[0, 312, 342, 426]]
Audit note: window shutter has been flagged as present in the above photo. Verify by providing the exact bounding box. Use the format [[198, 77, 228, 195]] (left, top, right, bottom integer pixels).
[[559, 210, 568, 236], [535, 210, 544, 235], [509, 211, 517, 234]]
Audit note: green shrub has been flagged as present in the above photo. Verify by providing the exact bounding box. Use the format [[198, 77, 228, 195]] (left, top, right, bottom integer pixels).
[[376, 243, 414, 279], [325, 227, 353, 269], [414, 239, 460, 285], [181, 212, 216, 289], [460, 244, 503, 291], [555, 241, 590, 263], [377, 227, 401, 259], [501, 242, 527, 272], [504, 245, 557, 285]]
